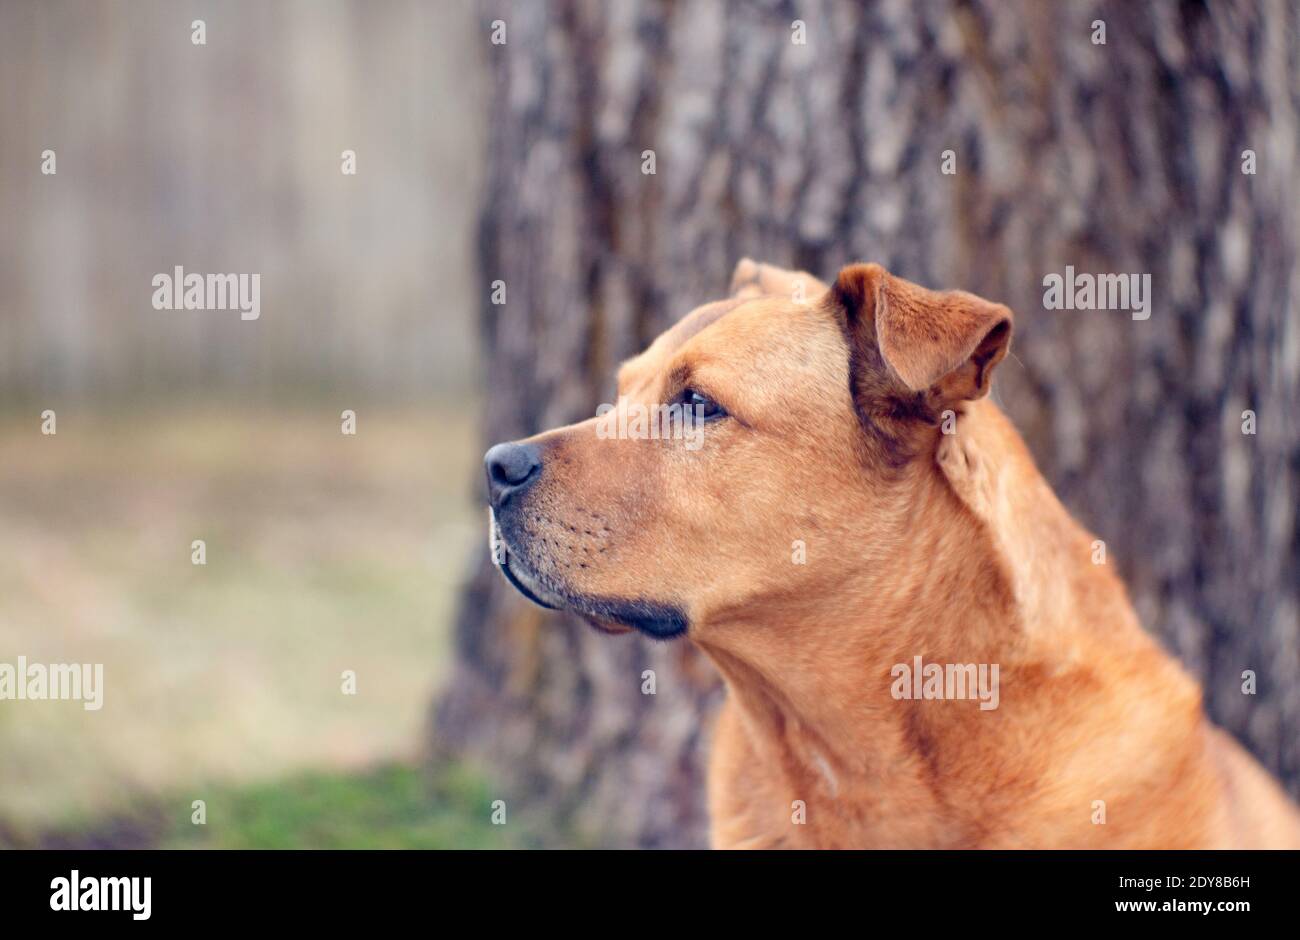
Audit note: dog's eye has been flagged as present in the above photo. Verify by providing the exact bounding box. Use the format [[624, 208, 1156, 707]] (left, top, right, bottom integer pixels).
[[684, 389, 727, 421]]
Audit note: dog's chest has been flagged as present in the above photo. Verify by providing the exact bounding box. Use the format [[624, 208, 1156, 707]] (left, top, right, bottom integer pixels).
[[707, 699, 953, 848]]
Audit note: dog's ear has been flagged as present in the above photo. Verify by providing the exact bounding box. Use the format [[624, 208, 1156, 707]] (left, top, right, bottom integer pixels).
[[832, 263, 1012, 402], [730, 258, 830, 303]]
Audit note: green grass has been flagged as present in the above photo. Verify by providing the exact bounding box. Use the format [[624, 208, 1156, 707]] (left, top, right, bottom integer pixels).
[[8, 762, 543, 849], [0, 404, 486, 841]]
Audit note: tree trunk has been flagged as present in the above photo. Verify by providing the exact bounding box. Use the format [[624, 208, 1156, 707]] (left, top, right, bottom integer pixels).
[[434, 0, 1300, 847]]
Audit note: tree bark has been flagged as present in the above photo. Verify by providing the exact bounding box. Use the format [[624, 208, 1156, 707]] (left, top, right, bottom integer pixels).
[[434, 0, 1300, 847]]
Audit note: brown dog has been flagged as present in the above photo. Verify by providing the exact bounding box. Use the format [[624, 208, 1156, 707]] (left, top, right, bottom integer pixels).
[[484, 259, 1300, 848]]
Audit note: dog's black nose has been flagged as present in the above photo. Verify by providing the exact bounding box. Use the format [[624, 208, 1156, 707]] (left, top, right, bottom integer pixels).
[[484, 441, 542, 508]]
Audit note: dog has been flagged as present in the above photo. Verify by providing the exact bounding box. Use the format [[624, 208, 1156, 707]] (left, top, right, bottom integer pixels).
[[485, 259, 1300, 848]]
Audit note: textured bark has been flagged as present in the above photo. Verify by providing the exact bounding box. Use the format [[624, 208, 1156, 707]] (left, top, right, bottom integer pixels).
[[435, 0, 1300, 847]]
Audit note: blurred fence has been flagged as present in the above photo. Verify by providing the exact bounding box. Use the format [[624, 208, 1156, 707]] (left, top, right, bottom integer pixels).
[[0, 0, 486, 404]]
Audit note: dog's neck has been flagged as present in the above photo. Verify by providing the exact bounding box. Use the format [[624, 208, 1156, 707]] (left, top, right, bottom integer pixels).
[[694, 428, 1015, 843], [695, 400, 1193, 846]]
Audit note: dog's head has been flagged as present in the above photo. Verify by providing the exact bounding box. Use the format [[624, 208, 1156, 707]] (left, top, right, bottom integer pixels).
[[485, 260, 1013, 643]]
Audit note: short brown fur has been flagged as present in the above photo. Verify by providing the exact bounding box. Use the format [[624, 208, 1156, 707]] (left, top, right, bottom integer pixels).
[[489, 259, 1300, 849]]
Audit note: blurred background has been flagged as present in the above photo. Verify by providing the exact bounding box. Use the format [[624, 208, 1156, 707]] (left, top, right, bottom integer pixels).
[[2, 0, 1298, 849], [0, 0, 502, 847]]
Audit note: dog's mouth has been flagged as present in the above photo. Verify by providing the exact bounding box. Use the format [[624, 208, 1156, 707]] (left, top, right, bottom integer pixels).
[[497, 556, 638, 638], [498, 552, 566, 610], [490, 511, 570, 611], [489, 512, 688, 639]]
